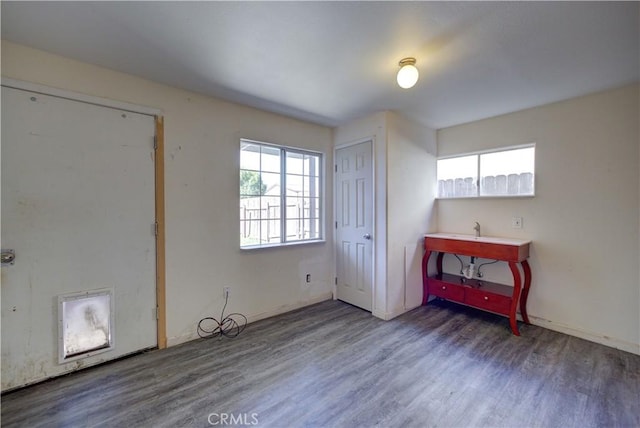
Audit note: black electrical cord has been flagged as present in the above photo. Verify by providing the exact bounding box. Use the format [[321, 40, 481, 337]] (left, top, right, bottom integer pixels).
[[197, 293, 247, 339]]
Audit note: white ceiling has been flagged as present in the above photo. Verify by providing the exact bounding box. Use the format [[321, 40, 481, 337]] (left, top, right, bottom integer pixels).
[[2, 1, 638, 129]]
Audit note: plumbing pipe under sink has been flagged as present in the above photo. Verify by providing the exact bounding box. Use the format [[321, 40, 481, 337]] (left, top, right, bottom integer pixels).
[[463, 256, 476, 279]]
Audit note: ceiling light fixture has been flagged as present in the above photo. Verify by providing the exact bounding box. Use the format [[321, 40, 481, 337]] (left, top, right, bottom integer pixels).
[[396, 57, 419, 89]]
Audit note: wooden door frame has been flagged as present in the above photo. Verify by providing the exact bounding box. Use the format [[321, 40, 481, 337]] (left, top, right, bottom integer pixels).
[[154, 116, 167, 349], [1, 77, 167, 349], [333, 137, 376, 312]]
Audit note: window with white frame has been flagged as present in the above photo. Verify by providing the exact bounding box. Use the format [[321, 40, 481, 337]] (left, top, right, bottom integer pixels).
[[437, 145, 535, 198], [240, 139, 323, 248]]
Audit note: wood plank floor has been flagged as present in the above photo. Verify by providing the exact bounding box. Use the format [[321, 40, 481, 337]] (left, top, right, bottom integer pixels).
[[2, 299, 639, 428]]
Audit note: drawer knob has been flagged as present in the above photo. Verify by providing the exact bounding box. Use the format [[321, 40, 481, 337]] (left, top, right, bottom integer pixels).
[[442, 286, 446, 290], [484, 296, 489, 301]]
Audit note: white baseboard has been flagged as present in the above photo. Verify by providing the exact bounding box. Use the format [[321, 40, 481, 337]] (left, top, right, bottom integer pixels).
[[404, 302, 423, 312], [373, 306, 409, 321], [166, 292, 333, 347], [244, 292, 333, 324], [168, 295, 639, 356], [528, 315, 640, 355], [167, 331, 199, 347], [385, 301, 640, 356]]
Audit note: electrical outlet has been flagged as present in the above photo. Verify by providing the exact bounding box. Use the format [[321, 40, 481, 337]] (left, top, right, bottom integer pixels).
[[512, 217, 523, 229], [223, 287, 231, 298]]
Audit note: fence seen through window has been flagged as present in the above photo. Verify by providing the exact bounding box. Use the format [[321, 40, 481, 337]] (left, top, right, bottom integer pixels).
[[437, 145, 535, 198], [240, 140, 322, 248]]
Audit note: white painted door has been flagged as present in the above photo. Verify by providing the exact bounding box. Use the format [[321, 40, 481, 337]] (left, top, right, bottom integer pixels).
[[1, 86, 157, 390], [335, 141, 373, 311]]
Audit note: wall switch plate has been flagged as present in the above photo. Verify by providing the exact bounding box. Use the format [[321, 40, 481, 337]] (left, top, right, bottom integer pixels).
[[512, 217, 523, 229]]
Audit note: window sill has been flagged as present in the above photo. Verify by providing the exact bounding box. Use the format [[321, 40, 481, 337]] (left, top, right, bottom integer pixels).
[[436, 194, 535, 200], [240, 239, 326, 251]]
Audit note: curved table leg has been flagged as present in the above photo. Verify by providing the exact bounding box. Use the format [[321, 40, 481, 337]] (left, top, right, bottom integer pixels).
[[422, 250, 431, 305], [520, 260, 532, 324], [508, 262, 523, 336]]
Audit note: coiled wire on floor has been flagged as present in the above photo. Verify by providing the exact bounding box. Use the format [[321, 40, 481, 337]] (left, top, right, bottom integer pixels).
[[197, 293, 247, 339]]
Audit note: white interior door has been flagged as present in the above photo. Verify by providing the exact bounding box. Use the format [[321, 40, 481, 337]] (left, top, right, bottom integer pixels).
[[1, 85, 157, 390], [335, 140, 373, 311]]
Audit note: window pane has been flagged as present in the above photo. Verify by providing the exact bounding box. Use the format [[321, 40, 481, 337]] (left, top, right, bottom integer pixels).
[[304, 154, 320, 177], [240, 219, 281, 246], [261, 172, 281, 195], [303, 176, 320, 198], [261, 196, 281, 220], [285, 196, 302, 219], [437, 155, 478, 198], [286, 197, 320, 220], [240, 143, 261, 171], [240, 139, 323, 247], [260, 219, 281, 243], [310, 199, 321, 219], [309, 219, 321, 239], [480, 147, 535, 196], [286, 151, 304, 175], [285, 219, 307, 241], [261, 146, 281, 173], [240, 197, 260, 222], [240, 170, 266, 197], [240, 196, 280, 222], [286, 174, 303, 196], [285, 219, 320, 241], [285, 219, 299, 240], [240, 219, 261, 246], [286, 174, 320, 197]]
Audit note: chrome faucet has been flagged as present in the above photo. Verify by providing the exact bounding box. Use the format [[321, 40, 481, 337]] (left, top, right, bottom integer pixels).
[[473, 222, 481, 238]]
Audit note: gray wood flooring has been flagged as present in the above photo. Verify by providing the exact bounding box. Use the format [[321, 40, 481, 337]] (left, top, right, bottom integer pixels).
[[2, 299, 639, 428]]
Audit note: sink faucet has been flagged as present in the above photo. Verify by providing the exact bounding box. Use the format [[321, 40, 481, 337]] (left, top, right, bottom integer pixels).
[[473, 222, 481, 238]]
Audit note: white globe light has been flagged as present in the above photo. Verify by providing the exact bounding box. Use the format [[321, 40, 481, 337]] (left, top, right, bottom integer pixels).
[[397, 64, 419, 89]]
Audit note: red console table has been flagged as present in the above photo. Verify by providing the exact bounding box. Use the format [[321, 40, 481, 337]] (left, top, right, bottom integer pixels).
[[422, 233, 532, 336]]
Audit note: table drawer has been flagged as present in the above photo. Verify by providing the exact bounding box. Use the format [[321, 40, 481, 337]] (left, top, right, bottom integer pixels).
[[429, 279, 465, 302], [465, 288, 511, 315]]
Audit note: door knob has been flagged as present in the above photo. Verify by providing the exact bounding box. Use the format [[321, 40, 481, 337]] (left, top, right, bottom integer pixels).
[[1, 249, 15, 266], [363, 234, 371, 240]]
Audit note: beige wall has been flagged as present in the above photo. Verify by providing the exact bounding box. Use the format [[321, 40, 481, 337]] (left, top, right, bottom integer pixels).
[[4, 40, 637, 355], [2, 41, 334, 346], [386, 112, 437, 314], [437, 84, 640, 353]]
